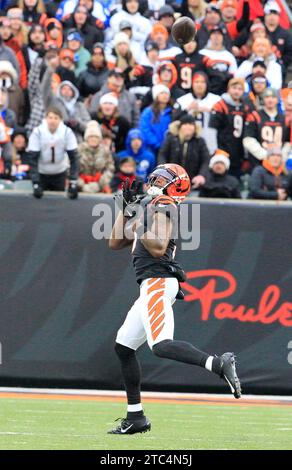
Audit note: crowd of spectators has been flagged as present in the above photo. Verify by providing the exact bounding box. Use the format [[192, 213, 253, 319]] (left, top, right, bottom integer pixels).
[[0, 0, 291, 201]]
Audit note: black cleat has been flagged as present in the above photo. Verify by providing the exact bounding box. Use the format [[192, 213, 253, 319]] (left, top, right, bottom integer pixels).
[[108, 416, 151, 435], [220, 352, 242, 399]]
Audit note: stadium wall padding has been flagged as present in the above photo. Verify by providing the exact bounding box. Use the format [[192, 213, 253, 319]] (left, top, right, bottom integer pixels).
[[1, 192, 292, 394]]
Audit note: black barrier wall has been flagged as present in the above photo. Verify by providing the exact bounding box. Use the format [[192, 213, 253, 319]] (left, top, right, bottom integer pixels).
[[0, 192, 292, 394]]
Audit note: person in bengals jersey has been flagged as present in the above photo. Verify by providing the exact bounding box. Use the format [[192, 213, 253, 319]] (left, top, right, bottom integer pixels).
[[209, 77, 248, 178], [108, 163, 242, 435], [243, 88, 290, 169], [173, 39, 207, 94]]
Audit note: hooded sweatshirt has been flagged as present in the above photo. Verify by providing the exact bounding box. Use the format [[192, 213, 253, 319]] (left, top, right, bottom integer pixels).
[[117, 128, 156, 181]]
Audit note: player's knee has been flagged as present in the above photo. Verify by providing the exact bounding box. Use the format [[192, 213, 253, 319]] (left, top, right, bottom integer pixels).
[[115, 342, 135, 359], [152, 339, 172, 358]]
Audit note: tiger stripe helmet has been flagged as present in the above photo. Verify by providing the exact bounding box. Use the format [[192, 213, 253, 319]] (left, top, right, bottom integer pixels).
[[147, 164, 191, 203]]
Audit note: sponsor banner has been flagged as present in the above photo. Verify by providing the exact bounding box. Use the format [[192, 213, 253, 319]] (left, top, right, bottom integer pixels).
[[0, 193, 292, 393]]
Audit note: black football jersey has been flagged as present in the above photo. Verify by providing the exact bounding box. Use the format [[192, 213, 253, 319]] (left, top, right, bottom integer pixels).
[[131, 198, 183, 284], [244, 110, 288, 148], [209, 98, 249, 169], [173, 51, 207, 92]]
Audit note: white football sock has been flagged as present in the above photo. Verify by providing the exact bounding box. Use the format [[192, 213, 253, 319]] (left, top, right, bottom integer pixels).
[[127, 403, 143, 412]]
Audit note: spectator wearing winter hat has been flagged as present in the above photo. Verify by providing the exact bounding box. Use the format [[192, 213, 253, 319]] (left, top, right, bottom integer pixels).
[[57, 48, 77, 84], [157, 5, 176, 44], [117, 128, 155, 182], [0, 60, 25, 126], [141, 61, 184, 110], [107, 0, 152, 52], [139, 84, 172, 157], [110, 155, 144, 193], [158, 114, 209, 189], [63, 4, 104, 53], [199, 149, 241, 198], [180, 0, 207, 23], [41, 63, 90, 141], [0, 18, 28, 90], [78, 43, 109, 99], [90, 68, 140, 127], [235, 37, 282, 90], [66, 29, 91, 76], [264, 1, 292, 79], [6, 7, 28, 47], [148, 23, 181, 61], [93, 92, 131, 152], [107, 32, 137, 86], [243, 73, 268, 112], [250, 146, 292, 200], [196, 4, 232, 51], [173, 71, 220, 155], [78, 120, 115, 194]]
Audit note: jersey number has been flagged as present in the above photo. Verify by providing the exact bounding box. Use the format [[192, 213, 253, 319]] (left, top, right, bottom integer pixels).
[[261, 126, 283, 147], [233, 115, 243, 138], [51, 146, 55, 163], [180, 67, 193, 90]]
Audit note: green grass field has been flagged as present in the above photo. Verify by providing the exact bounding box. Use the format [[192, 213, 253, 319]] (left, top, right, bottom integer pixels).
[[1, 397, 292, 450]]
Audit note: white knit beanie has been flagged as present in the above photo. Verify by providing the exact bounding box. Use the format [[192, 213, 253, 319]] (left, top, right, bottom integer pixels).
[[0, 60, 18, 84], [84, 120, 102, 140], [152, 84, 170, 101], [114, 32, 130, 47], [100, 92, 118, 107]]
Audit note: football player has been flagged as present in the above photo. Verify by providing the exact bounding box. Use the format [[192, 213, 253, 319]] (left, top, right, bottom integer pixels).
[[108, 164, 242, 435]]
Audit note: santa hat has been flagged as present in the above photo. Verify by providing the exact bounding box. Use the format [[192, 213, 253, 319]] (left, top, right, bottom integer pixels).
[[209, 149, 230, 170], [84, 120, 102, 140]]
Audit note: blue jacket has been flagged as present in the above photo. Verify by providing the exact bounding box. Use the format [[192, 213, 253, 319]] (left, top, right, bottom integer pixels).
[[139, 106, 172, 155], [117, 129, 156, 182]]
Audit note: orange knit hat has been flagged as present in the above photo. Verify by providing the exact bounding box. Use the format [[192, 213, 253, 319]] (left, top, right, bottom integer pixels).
[[151, 23, 169, 39]]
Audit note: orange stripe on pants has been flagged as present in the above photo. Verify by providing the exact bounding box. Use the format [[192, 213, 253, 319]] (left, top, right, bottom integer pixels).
[[148, 279, 165, 341], [147, 278, 165, 295]]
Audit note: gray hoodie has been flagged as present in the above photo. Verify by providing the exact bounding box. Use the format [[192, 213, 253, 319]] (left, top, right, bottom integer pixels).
[[42, 67, 90, 139]]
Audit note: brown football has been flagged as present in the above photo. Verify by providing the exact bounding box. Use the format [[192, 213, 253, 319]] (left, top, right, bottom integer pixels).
[[171, 16, 197, 45]]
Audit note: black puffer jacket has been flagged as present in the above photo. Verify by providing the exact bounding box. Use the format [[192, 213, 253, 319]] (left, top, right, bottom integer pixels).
[[250, 160, 292, 200], [78, 63, 109, 98], [199, 170, 241, 198], [158, 121, 210, 179]]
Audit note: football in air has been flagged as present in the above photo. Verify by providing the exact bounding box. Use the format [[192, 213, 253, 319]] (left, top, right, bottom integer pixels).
[[171, 16, 197, 45]]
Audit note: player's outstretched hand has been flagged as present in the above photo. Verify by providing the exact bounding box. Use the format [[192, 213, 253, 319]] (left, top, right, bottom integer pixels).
[[33, 183, 43, 199], [67, 180, 78, 200]]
